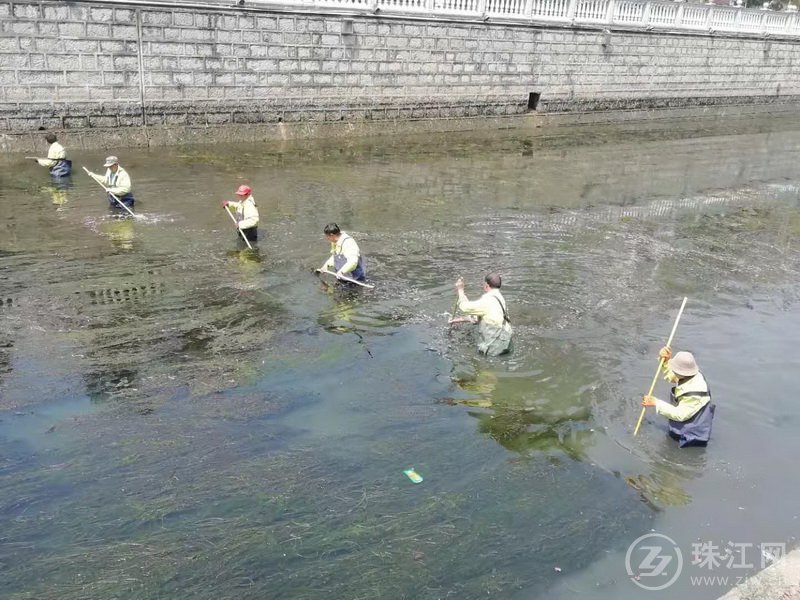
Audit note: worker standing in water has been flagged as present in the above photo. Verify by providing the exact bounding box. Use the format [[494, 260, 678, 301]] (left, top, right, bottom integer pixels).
[[642, 346, 715, 447], [222, 185, 259, 244], [318, 223, 366, 283], [30, 133, 72, 177], [86, 156, 135, 209], [449, 273, 513, 356]]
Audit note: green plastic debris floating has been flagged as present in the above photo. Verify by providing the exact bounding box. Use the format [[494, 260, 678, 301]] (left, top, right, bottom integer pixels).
[[403, 468, 423, 484]]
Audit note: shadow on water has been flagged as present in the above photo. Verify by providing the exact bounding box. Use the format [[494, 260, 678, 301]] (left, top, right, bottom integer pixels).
[[1, 115, 800, 598], [445, 341, 597, 461]]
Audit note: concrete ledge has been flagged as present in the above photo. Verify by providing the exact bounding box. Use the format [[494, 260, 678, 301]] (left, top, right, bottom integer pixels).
[[532, 100, 800, 126], [717, 548, 800, 600], [4, 100, 800, 153], [0, 114, 537, 152]]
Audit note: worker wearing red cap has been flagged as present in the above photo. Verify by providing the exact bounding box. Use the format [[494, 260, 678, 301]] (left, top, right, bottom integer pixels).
[[223, 185, 259, 243]]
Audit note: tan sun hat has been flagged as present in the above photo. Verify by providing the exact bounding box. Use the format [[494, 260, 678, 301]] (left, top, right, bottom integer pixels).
[[668, 351, 699, 377], [103, 155, 119, 167]]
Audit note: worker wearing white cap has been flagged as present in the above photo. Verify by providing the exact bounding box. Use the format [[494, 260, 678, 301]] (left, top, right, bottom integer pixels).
[[222, 184, 259, 242], [642, 346, 715, 447], [86, 156, 135, 209]]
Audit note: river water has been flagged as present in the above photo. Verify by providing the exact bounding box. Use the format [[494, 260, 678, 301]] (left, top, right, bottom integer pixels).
[[1, 116, 799, 599]]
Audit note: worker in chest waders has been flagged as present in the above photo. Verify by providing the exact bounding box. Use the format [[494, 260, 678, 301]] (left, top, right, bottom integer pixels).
[[86, 156, 135, 209], [642, 346, 716, 448], [319, 223, 366, 283], [32, 133, 72, 178], [449, 273, 513, 357], [223, 185, 259, 243]]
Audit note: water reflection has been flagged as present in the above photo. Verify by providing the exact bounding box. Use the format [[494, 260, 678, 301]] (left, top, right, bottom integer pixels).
[[315, 282, 377, 359], [449, 342, 598, 460], [225, 247, 262, 264], [41, 177, 72, 207], [624, 447, 707, 509], [104, 217, 136, 251], [223, 247, 264, 290]]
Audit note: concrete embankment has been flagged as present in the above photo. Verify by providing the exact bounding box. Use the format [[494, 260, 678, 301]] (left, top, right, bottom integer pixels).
[[717, 549, 800, 600], [2, 0, 800, 151]]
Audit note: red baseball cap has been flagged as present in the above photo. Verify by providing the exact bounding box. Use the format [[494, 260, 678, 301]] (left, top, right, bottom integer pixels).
[[235, 185, 252, 197]]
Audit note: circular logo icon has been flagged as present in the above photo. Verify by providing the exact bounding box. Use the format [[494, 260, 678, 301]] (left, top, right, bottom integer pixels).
[[625, 532, 683, 591]]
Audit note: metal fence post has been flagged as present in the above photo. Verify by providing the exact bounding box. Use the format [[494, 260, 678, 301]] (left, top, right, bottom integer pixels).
[[641, 0, 651, 26], [566, 0, 578, 22], [780, 12, 795, 35], [605, 0, 615, 26]]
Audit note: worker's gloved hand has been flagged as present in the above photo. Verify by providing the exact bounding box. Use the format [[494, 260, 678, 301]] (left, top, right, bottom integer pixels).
[[221, 201, 229, 207], [642, 395, 657, 407], [659, 346, 672, 361]]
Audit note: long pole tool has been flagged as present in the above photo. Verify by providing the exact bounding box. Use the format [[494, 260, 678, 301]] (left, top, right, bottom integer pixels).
[[82, 166, 137, 218], [315, 269, 374, 289], [224, 205, 253, 249], [633, 296, 688, 436]]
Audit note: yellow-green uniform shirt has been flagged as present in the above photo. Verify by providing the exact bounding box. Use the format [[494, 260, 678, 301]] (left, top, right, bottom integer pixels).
[[92, 166, 132, 196], [322, 233, 360, 274], [37, 142, 66, 168], [227, 195, 259, 229], [653, 371, 710, 422], [457, 287, 512, 356], [457, 288, 509, 327]]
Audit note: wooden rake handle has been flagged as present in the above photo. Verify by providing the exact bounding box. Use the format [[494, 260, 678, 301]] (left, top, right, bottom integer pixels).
[[633, 296, 688, 436]]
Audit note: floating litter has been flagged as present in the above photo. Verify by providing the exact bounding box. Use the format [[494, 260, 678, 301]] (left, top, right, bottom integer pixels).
[[403, 468, 423, 484]]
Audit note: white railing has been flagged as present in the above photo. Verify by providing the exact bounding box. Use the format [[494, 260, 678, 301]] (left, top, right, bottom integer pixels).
[[529, 0, 572, 20], [680, 5, 709, 27], [279, 0, 800, 38]]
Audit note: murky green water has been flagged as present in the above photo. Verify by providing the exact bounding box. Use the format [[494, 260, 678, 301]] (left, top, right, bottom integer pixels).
[[2, 116, 800, 599]]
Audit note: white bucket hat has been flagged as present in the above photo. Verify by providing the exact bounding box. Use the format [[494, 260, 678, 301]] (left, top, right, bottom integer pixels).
[[103, 155, 119, 167], [668, 351, 699, 377]]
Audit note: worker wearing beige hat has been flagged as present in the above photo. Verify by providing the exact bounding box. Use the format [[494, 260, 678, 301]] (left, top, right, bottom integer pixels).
[[86, 156, 135, 209], [642, 346, 715, 447]]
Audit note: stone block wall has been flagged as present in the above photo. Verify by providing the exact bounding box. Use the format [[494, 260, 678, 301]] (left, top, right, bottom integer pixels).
[[535, 29, 798, 112], [1, 0, 800, 141]]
